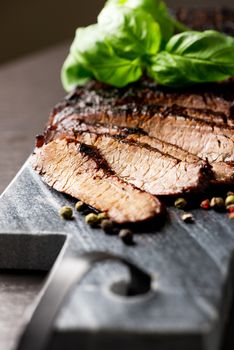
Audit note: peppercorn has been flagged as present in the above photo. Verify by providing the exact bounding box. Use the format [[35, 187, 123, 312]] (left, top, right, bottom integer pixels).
[[210, 197, 225, 211], [227, 191, 234, 197], [100, 219, 114, 234], [75, 201, 86, 212], [59, 206, 73, 220], [200, 199, 210, 210], [119, 229, 134, 245], [227, 204, 234, 213], [97, 212, 108, 222], [181, 213, 194, 223], [85, 213, 99, 227], [228, 213, 234, 220], [225, 195, 234, 207], [174, 198, 187, 209]]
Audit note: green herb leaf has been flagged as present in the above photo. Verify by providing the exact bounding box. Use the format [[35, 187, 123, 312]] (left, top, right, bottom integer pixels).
[[98, 5, 161, 60], [106, 0, 157, 11], [63, 24, 142, 89], [148, 30, 234, 86], [61, 54, 93, 92], [105, 0, 188, 43]]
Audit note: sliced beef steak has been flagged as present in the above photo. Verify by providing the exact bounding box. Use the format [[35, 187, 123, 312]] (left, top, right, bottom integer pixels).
[[32, 139, 163, 224], [49, 105, 234, 164], [55, 131, 212, 196], [46, 120, 205, 162], [45, 120, 199, 163], [32, 7, 234, 218], [136, 110, 234, 164], [45, 119, 233, 185], [48, 103, 234, 184], [71, 122, 234, 184]]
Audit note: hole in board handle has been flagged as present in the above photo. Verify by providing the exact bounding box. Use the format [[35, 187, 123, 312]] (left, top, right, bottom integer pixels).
[[110, 279, 151, 297]]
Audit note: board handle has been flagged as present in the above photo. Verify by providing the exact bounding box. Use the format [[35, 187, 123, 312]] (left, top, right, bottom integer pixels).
[[16, 251, 151, 350]]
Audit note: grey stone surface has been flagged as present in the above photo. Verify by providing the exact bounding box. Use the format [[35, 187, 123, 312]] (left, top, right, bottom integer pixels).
[[0, 160, 234, 350], [0, 272, 45, 350]]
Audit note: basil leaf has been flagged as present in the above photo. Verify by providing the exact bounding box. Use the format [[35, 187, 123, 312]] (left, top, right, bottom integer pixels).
[[61, 53, 93, 92], [148, 30, 234, 86], [64, 24, 142, 89], [106, 0, 162, 20], [98, 5, 161, 60], [105, 0, 187, 43]]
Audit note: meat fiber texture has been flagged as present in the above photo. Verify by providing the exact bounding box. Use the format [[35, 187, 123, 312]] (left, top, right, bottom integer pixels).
[[32, 139, 163, 224]]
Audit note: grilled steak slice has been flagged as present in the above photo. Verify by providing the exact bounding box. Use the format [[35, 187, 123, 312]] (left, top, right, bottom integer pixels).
[[45, 119, 233, 185], [126, 133, 234, 184], [49, 104, 234, 162], [45, 120, 214, 192], [46, 120, 206, 163], [45, 120, 197, 162], [32, 139, 163, 224], [55, 131, 212, 196], [48, 103, 234, 183], [71, 122, 234, 184]]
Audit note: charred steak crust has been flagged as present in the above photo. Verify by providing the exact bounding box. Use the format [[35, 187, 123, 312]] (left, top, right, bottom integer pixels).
[[78, 143, 114, 175]]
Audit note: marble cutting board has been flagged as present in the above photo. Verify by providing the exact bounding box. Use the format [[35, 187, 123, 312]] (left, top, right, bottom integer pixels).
[[0, 159, 234, 350]]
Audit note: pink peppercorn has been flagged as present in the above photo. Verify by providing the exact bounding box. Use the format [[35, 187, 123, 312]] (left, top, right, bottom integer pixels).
[[200, 199, 210, 210]]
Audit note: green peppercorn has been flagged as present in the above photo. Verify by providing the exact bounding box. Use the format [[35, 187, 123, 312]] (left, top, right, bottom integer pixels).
[[59, 206, 73, 220], [227, 191, 234, 197], [75, 201, 86, 212], [225, 195, 234, 207], [100, 219, 114, 234], [97, 212, 108, 222], [85, 213, 99, 227], [119, 229, 134, 245], [174, 198, 187, 209], [210, 197, 225, 211], [181, 213, 194, 223]]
